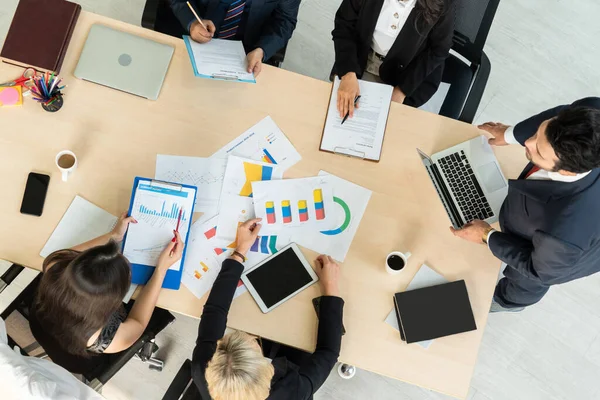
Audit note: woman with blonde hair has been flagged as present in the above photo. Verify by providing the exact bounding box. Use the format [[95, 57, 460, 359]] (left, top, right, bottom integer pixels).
[[191, 218, 345, 399]]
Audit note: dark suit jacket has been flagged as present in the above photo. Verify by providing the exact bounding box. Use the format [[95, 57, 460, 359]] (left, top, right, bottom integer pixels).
[[190, 259, 345, 400], [489, 97, 600, 286], [171, 0, 300, 61], [331, 0, 454, 106]]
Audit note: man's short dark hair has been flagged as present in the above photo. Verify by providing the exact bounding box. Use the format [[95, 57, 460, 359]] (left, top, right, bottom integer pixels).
[[546, 107, 600, 173]]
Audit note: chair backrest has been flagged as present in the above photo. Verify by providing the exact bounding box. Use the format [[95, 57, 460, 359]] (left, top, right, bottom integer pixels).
[[451, 0, 501, 64]]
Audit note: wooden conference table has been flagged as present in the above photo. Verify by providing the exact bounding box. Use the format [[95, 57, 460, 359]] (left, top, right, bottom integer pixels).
[[0, 11, 526, 399]]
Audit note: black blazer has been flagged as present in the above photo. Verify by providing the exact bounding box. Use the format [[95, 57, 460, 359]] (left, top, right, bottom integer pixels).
[[332, 0, 454, 106], [171, 0, 300, 61], [190, 259, 345, 400], [489, 97, 600, 286]]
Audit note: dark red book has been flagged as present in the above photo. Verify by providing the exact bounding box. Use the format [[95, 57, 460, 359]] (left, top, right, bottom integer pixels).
[[1, 0, 81, 73]]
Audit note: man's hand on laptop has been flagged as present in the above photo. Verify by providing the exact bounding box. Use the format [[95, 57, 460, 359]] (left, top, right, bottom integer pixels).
[[478, 122, 510, 146], [450, 219, 493, 244]]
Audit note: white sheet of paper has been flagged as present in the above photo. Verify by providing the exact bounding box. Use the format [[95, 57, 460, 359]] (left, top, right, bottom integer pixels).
[[181, 219, 222, 299], [321, 77, 393, 161], [184, 37, 255, 82], [123, 182, 195, 271], [216, 196, 255, 243], [40, 196, 137, 301], [251, 176, 336, 235], [155, 155, 227, 217], [418, 82, 451, 115], [211, 116, 301, 171], [290, 171, 371, 261], [384, 264, 448, 349]]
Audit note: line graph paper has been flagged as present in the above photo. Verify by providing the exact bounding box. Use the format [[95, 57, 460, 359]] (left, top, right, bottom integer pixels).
[[156, 155, 227, 216]]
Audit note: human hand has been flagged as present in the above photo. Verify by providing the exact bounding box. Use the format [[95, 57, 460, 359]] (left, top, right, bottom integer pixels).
[[450, 220, 493, 244], [156, 231, 184, 273], [391, 87, 406, 104], [235, 218, 262, 256], [478, 122, 510, 146], [247, 48, 264, 77], [337, 72, 360, 118], [190, 20, 215, 44], [315, 255, 340, 297], [111, 212, 137, 242]]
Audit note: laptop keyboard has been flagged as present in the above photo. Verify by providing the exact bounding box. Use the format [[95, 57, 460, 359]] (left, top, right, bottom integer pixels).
[[439, 151, 494, 223]]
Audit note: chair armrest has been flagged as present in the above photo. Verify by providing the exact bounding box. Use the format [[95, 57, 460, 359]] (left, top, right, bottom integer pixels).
[[458, 51, 491, 124], [161, 359, 193, 400], [142, 0, 162, 30]]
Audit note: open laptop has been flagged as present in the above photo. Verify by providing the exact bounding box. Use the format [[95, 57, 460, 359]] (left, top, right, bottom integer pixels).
[[74, 24, 174, 100], [417, 136, 508, 229]]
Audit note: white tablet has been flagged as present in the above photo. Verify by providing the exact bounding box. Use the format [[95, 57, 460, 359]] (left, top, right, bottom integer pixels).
[[241, 243, 318, 313]]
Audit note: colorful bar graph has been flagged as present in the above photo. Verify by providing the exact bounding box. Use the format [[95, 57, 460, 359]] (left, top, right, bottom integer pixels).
[[204, 226, 217, 240], [250, 236, 278, 254], [201, 262, 209, 272], [298, 200, 308, 222], [139, 202, 187, 221], [260, 236, 269, 253], [240, 162, 274, 197], [282, 200, 292, 223], [266, 201, 276, 224], [313, 189, 325, 220], [261, 148, 277, 164]]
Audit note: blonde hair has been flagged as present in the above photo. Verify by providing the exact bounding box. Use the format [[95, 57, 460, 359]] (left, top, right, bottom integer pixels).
[[205, 330, 275, 400]]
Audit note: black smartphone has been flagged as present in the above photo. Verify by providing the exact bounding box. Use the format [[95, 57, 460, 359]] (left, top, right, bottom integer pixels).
[[312, 296, 346, 335], [20, 173, 50, 216]]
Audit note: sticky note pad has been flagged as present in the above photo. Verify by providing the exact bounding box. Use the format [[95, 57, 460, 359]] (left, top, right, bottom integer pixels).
[[0, 86, 23, 106]]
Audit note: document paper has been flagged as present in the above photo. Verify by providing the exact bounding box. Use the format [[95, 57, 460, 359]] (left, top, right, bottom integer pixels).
[[321, 77, 393, 161], [183, 37, 255, 83]]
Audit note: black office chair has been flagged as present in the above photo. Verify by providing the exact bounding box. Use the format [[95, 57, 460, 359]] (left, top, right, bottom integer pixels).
[[1, 265, 176, 392], [141, 0, 287, 67], [438, 0, 501, 123]]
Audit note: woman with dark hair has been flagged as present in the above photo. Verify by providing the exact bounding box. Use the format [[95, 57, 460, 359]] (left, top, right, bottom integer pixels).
[[31, 212, 184, 357], [332, 0, 455, 117]]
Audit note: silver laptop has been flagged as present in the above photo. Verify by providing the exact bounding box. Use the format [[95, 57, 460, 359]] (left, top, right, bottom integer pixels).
[[74, 24, 174, 100], [417, 136, 508, 229]]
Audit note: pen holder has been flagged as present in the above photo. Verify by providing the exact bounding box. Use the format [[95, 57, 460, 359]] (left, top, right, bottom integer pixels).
[[30, 73, 65, 113], [41, 92, 64, 112]]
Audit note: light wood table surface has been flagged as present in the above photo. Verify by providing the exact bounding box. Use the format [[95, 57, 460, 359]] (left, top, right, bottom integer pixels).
[[0, 11, 527, 399]]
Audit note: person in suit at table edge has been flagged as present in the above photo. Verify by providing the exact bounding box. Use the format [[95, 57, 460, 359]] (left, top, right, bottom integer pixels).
[[190, 218, 344, 400], [332, 0, 455, 118], [171, 0, 300, 77], [451, 97, 600, 313]]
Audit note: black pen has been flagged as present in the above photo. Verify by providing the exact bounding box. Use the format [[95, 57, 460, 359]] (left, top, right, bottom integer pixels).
[[341, 95, 361, 125]]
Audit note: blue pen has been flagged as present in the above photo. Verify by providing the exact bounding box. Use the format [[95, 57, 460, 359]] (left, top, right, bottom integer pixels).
[[40, 77, 48, 97]]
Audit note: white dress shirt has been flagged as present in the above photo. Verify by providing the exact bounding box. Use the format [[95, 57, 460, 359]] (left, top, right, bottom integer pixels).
[[371, 0, 417, 56], [486, 126, 592, 245]]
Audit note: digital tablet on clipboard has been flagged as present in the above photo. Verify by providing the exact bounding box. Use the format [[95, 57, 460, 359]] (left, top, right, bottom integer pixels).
[[319, 77, 393, 162], [122, 177, 197, 290]]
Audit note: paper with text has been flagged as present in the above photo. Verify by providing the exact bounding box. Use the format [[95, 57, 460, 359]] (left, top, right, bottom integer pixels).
[[183, 37, 255, 83], [321, 77, 393, 161]]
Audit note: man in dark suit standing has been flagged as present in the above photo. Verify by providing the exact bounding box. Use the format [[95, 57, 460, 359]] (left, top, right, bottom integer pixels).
[[171, 0, 300, 77], [451, 97, 600, 312]]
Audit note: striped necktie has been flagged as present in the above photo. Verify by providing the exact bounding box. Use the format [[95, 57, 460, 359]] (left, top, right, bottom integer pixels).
[[218, 0, 246, 39]]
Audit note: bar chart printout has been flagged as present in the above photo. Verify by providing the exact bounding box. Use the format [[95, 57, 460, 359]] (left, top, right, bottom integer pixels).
[[123, 182, 196, 271]]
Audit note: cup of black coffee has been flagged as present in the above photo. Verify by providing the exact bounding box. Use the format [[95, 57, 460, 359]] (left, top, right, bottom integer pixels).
[[386, 251, 411, 275]]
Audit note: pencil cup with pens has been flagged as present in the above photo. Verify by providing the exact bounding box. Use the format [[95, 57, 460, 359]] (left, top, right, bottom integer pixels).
[[30, 72, 66, 112]]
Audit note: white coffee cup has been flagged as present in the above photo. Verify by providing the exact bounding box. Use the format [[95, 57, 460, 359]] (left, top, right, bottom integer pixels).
[[385, 251, 411, 275], [55, 150, 77, 182]]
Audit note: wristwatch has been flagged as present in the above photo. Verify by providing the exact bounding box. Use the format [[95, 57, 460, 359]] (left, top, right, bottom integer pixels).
[[482, 227, 496, 244]]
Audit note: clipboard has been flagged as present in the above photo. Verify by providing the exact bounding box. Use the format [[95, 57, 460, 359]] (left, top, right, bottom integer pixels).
[[122, 177, 197, 290], [183, 36, 256, 84], [319, 77, 392, 162]]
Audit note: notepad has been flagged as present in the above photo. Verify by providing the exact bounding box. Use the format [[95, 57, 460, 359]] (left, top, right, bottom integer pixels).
[[320, 77, 393, 162], [183, 37, 255, 83], [40, 196, 138, 303]]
